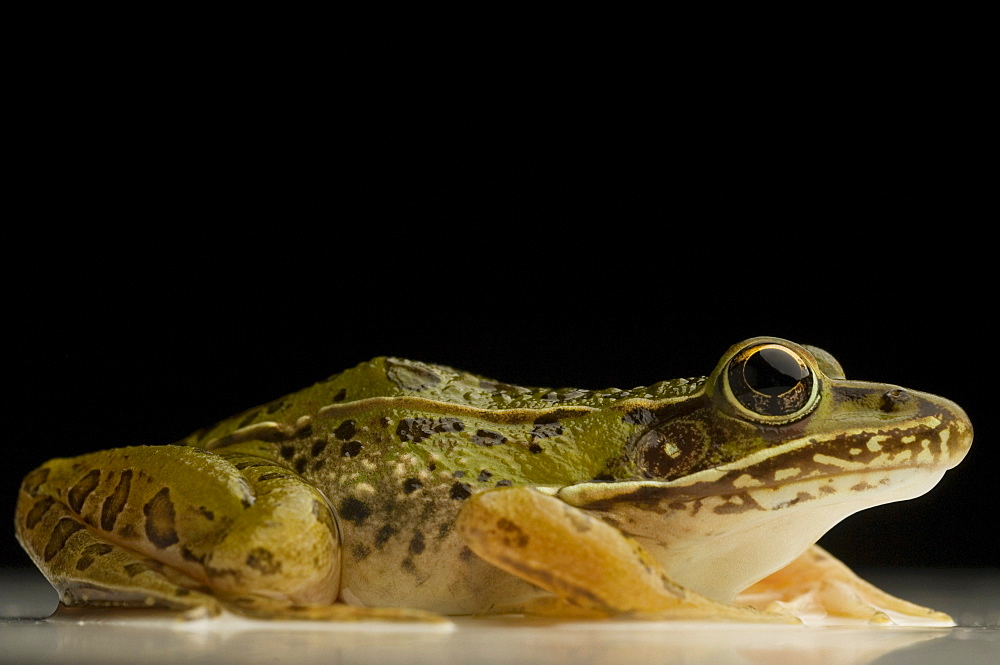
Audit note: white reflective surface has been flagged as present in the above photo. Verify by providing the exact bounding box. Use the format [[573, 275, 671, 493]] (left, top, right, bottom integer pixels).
[[2, 568, 998, 665]]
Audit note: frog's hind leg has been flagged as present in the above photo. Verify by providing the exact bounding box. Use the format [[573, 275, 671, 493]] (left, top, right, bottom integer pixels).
[[16, 445, 442, 623], [455, 487, 792, 622], [736, 545, 954, 625]]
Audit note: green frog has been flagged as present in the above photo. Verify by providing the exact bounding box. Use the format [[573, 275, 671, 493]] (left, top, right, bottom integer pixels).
[[15, 337, 973, 624]]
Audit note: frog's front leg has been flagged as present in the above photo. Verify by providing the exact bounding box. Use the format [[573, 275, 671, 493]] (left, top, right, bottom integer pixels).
[[455, 487, 791, 622], [736, 545, 954, 625], [15, 445, 439, 622]]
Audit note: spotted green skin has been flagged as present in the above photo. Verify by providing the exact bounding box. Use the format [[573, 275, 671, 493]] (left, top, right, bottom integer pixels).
[[16, 340, 974, 618]]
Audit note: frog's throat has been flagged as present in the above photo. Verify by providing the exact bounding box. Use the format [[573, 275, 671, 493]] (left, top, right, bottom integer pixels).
[[554, 416, 971, 602]]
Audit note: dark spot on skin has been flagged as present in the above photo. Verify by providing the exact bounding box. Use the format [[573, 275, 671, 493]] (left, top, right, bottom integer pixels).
[[459, 546, 476, 561], [296, 423, 313, 438], [401, 557, 416, 574], [409, 531, 425, 555], [453, 470, 466, 478], [334, 420, 357, 441], [238, 409, 261, 428], [352, 543, 370, 561], [852, 481, 876, 492], [450, 482, 473, 500], [375, 524, 397, 547], [438, 522, 451, 538], [397, 417, 464, 443], [496, 479, 513, 487], [528, 443, 543, 454], [294, 458, 309, 474], [403, 478, 423, 494], [496, 518, 530, 547], [313, 460, 325, 471], [428, 462, 437, 472], [246, 547, 282, 574], [22, 466, 50, 497], [339, 497, 371, 525], [258, 472, 292, 482], [311, 439, 328, 456], [622, 408, 656, 426], [100, 470, 132, 532], [198, 506, 215, 520], [120, 523, 139, 539], [143, 487, 180, 549], [234, 460, 272, 470], [25, 497, 55, 529], [124, 562, 150, 577], [472, 429, 507, 446], [379, 417, 390, 427], [266, 399, 285, 414], [67, 470, 101, 513], [334, 388, 347, 402], [530, 421, 564, 439], [279, 445, 295, 460], [175, 588, 191, 597], [341, 441, 363, 457], [44, 518, 83, 562], [819, 485, 836, 495], [477, 470, 493, 482], [181, 547, 204, 563], [75, 543, 114, 571]]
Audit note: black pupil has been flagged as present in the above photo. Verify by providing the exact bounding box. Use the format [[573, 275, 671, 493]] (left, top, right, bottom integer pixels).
[[743, 348, 807, 396]]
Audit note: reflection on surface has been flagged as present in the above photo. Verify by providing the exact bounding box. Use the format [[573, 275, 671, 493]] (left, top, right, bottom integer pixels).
[[2, 568, 998, 665]]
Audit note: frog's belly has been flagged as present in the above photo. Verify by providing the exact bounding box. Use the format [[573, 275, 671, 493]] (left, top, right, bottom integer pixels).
[[338, 534, 544, 614]]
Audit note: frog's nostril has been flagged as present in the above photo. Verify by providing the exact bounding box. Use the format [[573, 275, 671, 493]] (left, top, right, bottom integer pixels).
[[880, 388, 911, 413]]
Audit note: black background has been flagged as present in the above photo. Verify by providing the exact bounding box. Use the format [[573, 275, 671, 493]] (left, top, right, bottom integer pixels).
[[4, 24, 996, 576]]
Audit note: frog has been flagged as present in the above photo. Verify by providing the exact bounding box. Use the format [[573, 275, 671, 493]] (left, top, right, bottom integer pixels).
[[15, 337, 973, 625]]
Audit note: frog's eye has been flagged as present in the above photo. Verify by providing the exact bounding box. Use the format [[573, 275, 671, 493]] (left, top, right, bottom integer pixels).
[[724, 343, 819, 422]]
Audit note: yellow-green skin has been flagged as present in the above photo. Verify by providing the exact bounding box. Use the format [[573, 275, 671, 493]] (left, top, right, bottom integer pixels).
[[15, 338, 974, 621]]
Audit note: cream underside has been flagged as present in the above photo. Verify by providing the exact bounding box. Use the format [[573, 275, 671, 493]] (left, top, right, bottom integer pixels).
[[572, 466, 947, 603]]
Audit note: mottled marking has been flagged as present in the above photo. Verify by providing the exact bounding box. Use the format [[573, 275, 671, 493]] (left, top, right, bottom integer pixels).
[[257, 472, 292, 482], [397, 416, 464, 443], [352, 543, 371, 561], [44, 518, 84, 562], [341, 441, 363, 457], [852, 481, 876, 492], [528, 443, 543, 454], [67, 469, 101, 513], [279, 445, 295, 460], [375, 524, 397, 547], [334, 420, 357, 441], [238, 409, 261, 428], [22, 466, 50, 497], [234, 460, 272, 470], [333, 388, 347, 402], [496, 518, 530, 547], [403, 477, 423, 494], [25, 497, 55, 529], [143, 487, 179, 549], [246, 547, 282, 574], [477, 469, 493, 482], [459, 546, 476, 561], [100, 470, 133, 532], [530, 421, 564, 438], [409, 531, 426, 555], [712, 493, 763, 514], [124, 562, 150, 577], [339, 497, 371, 525], [472, 429, 507, 446], [312, 460, 325, 471], [311, 439, 329, 456], [75, 543, 113, 572], [453, 470, 466, 478], [438, 522, 451, 538], [401, 557, 416, 574], [496, 479, 513, 487], [266, 399, 285, 414], [294, 458, 308, 474], [450, 482, 473, 500], [296, 422, 314, 438]]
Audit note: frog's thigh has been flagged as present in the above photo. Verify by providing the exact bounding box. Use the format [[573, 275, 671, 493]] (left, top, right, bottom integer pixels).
[[16, 446, 342, 614], [455, 487, 781, 621], [736, 545, 954, 625]]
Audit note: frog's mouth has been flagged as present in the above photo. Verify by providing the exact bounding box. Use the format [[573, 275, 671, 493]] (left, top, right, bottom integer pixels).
[[553, 412, 972, 603]]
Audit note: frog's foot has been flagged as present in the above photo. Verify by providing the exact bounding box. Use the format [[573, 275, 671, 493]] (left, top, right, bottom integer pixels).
[[736, 545, 954, 626], [456, 487, 795, 623], [218, 595, 448, 623]]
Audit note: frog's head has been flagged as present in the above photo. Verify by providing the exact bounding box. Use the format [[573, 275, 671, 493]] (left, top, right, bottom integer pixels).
[[559, 336, 973, 602]]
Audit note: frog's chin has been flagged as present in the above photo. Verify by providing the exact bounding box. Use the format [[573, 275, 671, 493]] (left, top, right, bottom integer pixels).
[[556, 465, 948, 603]]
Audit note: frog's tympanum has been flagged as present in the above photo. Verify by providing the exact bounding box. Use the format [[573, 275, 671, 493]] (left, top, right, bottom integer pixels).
[[16, 338, 973, 625]]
